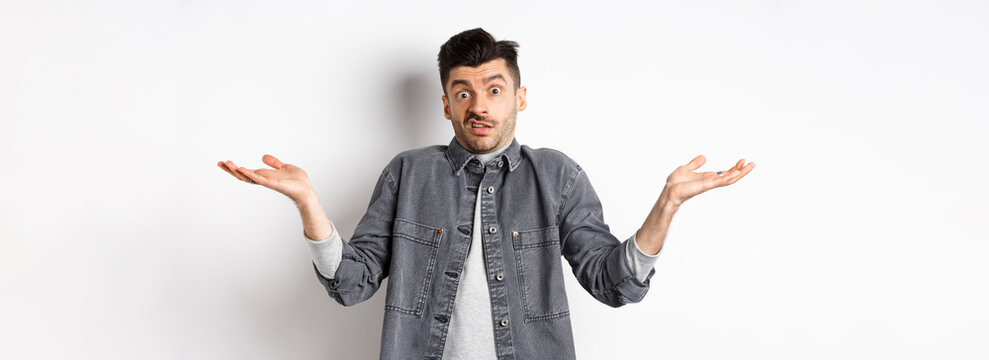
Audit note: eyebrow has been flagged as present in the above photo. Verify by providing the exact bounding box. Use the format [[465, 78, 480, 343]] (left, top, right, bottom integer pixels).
[[450, 74, 507, 90]]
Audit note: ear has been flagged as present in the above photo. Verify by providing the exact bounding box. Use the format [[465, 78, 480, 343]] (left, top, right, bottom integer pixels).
[[517, 86, 527, 111], [441, 94, 452, 120]]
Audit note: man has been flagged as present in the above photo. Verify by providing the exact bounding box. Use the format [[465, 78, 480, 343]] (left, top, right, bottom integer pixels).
[[217, 28, 754, 359]]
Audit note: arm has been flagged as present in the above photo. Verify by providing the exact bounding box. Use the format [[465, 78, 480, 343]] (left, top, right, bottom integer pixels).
[[632, 185, 677, 256], [221, 154, 399, 306], [559, 164, 655, 308], [303, 167, 399, 307], [634, 154, 755, 253], [296, 186, 344, 279]]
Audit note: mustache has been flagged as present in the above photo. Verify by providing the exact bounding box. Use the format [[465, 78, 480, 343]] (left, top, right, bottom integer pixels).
[[467, 113, 491, 124]]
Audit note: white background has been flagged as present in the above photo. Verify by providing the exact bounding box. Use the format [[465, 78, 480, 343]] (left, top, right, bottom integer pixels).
[[1, 0, 986, 359]]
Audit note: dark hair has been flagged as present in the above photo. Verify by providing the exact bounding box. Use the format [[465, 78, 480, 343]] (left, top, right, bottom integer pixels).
[[437, 28, 520, 96]]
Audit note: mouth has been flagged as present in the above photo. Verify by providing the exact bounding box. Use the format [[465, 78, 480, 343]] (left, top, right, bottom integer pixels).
[[468, 119, 494, 136]]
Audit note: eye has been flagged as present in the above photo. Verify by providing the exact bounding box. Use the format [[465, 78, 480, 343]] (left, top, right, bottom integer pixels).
[[457, 91, 470, 99], [489, 87, 501, 95]]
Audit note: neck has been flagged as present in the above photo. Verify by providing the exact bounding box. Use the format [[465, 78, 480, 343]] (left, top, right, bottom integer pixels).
[[472, 138, 512, 165]]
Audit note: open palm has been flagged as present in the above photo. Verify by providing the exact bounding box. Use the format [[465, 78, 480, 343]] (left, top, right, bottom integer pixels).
[[216, 154, 313, 202], [665, 155, 755, 207]]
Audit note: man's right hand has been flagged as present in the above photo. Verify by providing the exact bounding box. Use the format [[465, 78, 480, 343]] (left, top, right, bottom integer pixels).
[[216, 154, 315, 204]]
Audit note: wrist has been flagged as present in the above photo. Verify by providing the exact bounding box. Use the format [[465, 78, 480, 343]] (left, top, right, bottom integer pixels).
[[657, 186, 680, 213], [295, 189, 320, 209], [642, 188, 677, 228]]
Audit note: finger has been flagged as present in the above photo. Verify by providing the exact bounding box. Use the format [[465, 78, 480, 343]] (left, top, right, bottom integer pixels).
[[685, 154, 705, 171], [223, 161, 250, 182], [262, 154, 285, 170], [217, 161, 238, 177], [718, 159, 746, 177], [238, 167, 270, 186], [714, 166, 737, 177], [724, 162, 755, 185], [704, 168, 737, 187], [226, 161, 249, 182]]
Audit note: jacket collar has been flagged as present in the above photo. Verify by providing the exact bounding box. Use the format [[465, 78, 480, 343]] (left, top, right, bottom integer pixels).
[[445, 136, 522, 175]]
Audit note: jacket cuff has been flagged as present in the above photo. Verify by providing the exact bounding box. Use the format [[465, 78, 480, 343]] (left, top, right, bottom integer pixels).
[[313, 235, 381, 307], [612, 235, 656, 305]]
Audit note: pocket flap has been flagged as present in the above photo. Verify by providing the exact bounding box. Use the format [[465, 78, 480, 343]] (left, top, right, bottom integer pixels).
[[393, 218, 442, 247], [513, 225, 560, 249]]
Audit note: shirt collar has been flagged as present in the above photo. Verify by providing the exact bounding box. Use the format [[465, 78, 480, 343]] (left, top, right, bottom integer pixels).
[[445, 136, 522, 175]]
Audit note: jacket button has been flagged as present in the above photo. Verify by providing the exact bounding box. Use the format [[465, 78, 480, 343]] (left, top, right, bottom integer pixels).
[[497, 160, 504, 167], [496, 272, 504, 281], [500, 318, 509, 327], [487, 186, 494, 193], [488, 226, 497, 234], [436, 229, 443, 234]]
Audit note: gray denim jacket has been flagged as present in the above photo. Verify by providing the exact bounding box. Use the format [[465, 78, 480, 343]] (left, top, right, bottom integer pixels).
[[313, 136, 657, 359]]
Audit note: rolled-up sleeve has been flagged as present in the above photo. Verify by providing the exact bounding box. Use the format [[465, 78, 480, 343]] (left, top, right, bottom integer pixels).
[[558, 164, 656, 307]]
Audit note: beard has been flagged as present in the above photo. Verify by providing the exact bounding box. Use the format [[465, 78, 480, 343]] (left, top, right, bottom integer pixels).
[[459, 109, 515, 154]]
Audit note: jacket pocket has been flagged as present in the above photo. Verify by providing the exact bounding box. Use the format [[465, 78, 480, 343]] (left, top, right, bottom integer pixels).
[[385, 218, 443, 317], [511, 225, 570, 322]]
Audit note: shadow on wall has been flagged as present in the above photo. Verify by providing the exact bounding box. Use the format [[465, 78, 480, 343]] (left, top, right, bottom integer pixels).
[[396, 68, 448, 148]]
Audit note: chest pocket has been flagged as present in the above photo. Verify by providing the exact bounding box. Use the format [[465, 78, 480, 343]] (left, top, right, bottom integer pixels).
[[385, 218, 443, 317], [511, 225, 571, 322]]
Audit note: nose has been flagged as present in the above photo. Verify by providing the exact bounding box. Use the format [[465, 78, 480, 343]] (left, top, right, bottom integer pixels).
[[468, 93, 489, 117]]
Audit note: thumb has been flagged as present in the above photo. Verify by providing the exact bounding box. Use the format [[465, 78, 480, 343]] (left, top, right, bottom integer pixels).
[[685, 154, 705, 171], [262, 154, 285, 169]]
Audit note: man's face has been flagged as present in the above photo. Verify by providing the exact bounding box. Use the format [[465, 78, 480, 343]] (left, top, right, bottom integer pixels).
[[442, 58, 527, 154]]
